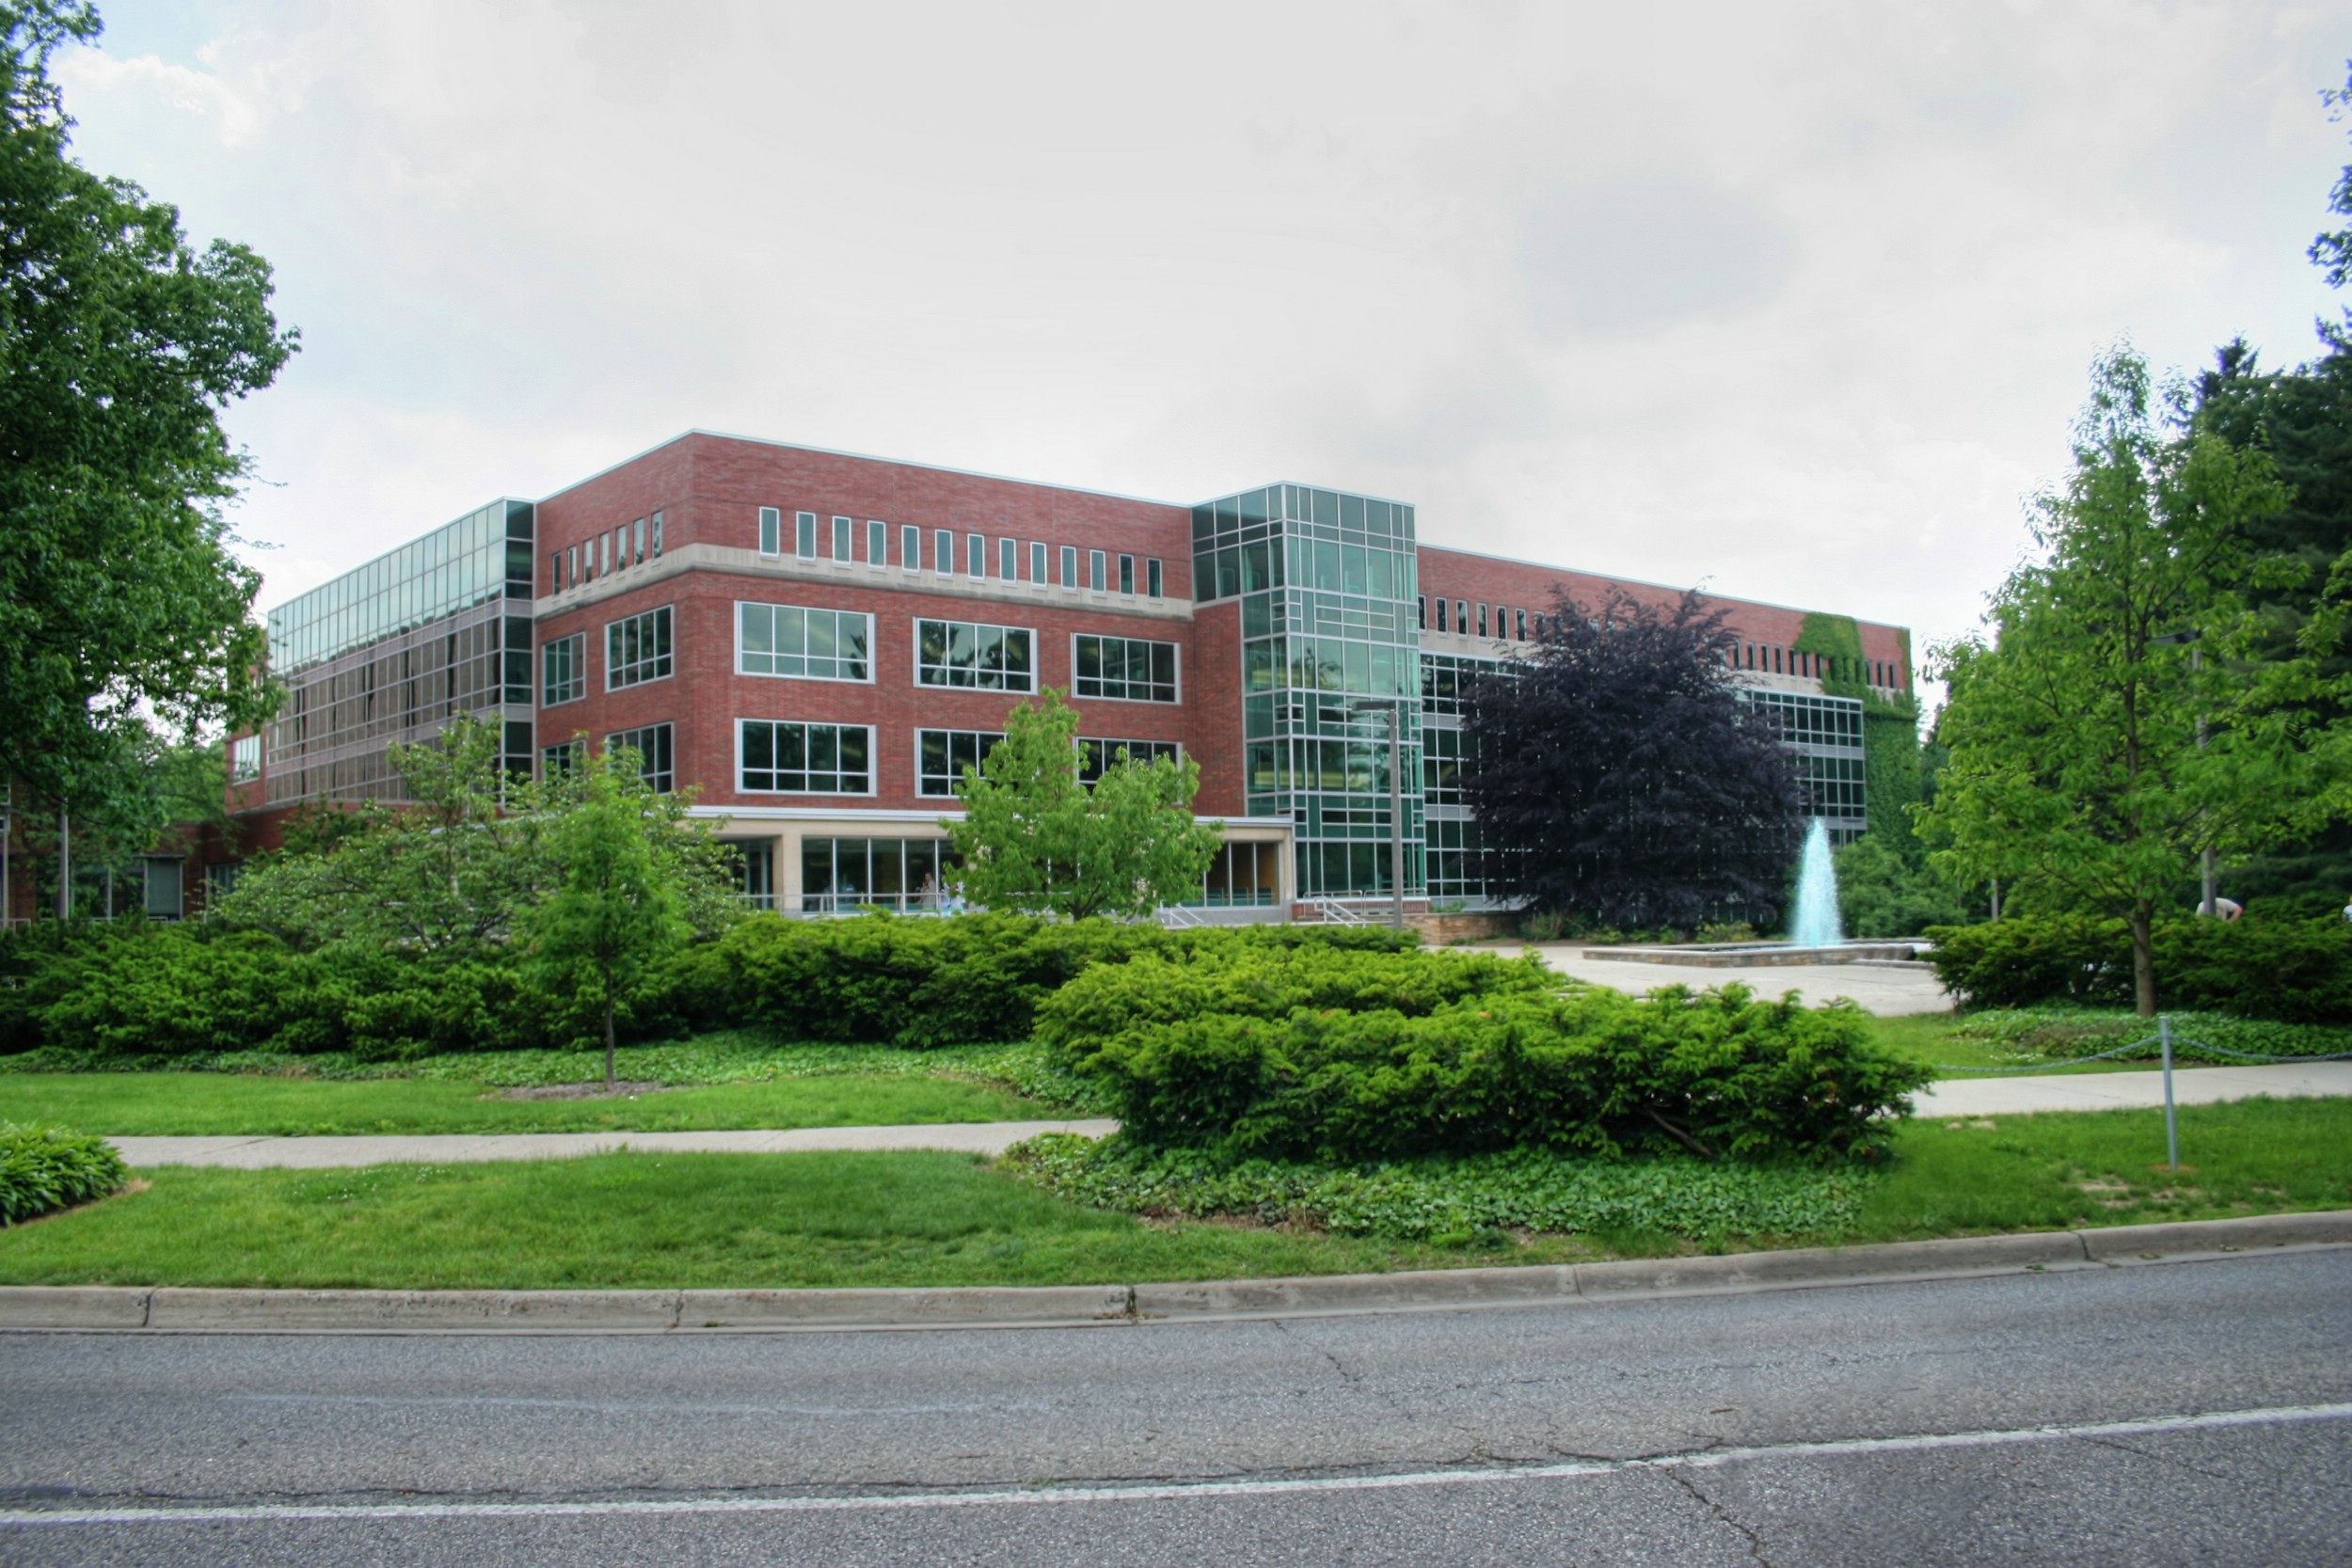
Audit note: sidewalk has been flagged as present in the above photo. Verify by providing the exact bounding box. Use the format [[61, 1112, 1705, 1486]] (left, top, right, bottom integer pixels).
[[100, 1063, 2352, 1169]]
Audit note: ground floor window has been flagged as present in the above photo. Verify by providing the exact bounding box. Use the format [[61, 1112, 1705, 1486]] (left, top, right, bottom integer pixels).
[[726, 842, 774, 910], [1188, 840, 1279, 907], [803, 836, 954, 914]]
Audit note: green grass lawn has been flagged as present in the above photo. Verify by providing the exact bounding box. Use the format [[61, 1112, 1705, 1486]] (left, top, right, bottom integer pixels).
[[1, 1099, 2343, 1291], [0, 1073, 1046, 1136]]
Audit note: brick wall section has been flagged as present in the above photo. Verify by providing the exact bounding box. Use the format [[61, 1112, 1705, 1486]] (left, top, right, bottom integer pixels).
[[1187, 599, 1248, 818], [1414, 545, 1913, 690]]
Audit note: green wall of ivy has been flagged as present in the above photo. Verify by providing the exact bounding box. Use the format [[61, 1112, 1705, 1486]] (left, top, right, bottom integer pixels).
[[1791, 612, 1922, 844]]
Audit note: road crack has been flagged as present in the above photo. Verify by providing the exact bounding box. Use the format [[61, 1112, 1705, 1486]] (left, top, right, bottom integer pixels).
[[1662, 1468, 1775, 1568]]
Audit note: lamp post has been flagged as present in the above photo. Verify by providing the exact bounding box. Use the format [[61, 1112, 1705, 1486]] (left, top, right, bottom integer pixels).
[[2151, 628, 2216, 916], [1348, 698, 1408, 929]]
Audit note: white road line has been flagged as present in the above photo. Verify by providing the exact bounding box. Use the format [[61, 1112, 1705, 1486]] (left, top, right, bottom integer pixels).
[[7, 1402, 2347, 1528]]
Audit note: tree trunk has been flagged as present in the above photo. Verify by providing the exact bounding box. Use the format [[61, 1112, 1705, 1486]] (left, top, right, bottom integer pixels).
[[2130, 902, 2156, 1019], [603, 964, 617, 1091]]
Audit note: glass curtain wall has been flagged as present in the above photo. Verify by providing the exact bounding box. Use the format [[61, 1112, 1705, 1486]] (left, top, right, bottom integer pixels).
[[261, 500, 537, 805], [1737, 689, 1869, 843], [1194, 483, 1425, 900]]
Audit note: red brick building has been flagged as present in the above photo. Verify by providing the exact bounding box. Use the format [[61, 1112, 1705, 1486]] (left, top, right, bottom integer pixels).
[[211, 431, 1915, 920]]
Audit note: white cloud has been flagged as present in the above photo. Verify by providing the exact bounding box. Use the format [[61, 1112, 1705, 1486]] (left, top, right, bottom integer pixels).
[[49, 0, 2352, 666]]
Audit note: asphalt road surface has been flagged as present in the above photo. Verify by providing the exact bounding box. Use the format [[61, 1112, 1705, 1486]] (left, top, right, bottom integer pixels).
[[3, 1251, 2347, 1566]]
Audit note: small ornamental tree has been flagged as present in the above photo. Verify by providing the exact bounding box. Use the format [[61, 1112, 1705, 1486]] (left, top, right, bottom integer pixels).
[[521, 742, 696, 1090], [946, 688, 1221, 921], [1464, 587, 1807, 929]]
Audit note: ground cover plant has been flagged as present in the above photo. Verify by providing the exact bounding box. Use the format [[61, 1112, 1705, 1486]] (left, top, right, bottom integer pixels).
[[1, 1099, 2342, 1288], [1036, 942, 1931, 1163], [0, 1124, 128, 1226]]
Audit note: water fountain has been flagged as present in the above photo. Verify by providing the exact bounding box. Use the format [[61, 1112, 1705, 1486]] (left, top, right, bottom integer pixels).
[[1788, 818, 1844, 950], [1576, 818, 1924, 968]]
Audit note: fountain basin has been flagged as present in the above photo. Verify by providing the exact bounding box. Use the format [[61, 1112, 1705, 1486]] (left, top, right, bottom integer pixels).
[[1579, 942, 1931, 968]]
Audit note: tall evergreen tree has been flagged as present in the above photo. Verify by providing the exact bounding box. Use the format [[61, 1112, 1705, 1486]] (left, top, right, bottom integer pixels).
[[1463, 588, 1805, 929]]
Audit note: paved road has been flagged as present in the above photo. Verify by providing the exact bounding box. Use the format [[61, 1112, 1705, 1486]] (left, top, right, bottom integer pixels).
[[4, 1249, 2345, 1565]]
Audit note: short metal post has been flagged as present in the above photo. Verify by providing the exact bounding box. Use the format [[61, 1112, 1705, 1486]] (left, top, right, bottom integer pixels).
[[2159, 1014, 2179, 1171]]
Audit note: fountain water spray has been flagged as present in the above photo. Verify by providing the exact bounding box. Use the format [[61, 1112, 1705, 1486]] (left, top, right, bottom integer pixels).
[[1789, 818, 1844, 950]]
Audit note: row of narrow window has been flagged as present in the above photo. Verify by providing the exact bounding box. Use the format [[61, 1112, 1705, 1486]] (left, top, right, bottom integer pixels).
[[1734, 643, 1904, 689], [1417, 597, 1540, 641], [757, 508, 1165, 598], [549, 512, 665, 594]]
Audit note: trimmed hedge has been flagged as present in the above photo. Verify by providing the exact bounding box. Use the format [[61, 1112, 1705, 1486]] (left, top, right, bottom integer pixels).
[[1924, 916, 2352, 1022], [0, 913, 1421, 1062], [0, 1125, 128, 1225], [1034, 944, 1930, 1164]]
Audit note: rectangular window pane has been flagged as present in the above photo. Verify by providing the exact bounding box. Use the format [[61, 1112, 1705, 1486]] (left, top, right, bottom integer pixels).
[[542, 633, 585, 705], [1147, 558, 1163, 598], [1060, 545, 1076, 588], [1089, 549, 1106, 592], [915, 619, 1036, 692], [903, 524, 920, 570], [869, 520, 887, 566], [606, 606, 674, 689], [738, 602, 870, 681], [1000, 537, 1016, 579], [739, 721, 872, 795], [935, 529, 953, 576], [795, 512, 817, 559], [1031, 542, 1046, 583], [1071, 634, 1180, 703], [830, 516, 850, 560], [633, 517, 646, 564], [1119, 554, 1135, 594], [967, 532, 984, 577], [606, 722, 674, 793], [916, 728, 1007, 796]]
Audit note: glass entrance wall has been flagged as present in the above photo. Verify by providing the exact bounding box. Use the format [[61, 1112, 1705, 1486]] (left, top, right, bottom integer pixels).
[[1194, 484, 1426, 899], [802, 836, 953, 913]]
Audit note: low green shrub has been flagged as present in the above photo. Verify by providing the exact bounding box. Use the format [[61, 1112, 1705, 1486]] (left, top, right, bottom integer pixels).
[[1037, 944, 1929, 1164], [0, 1124, 128, 1225], [1925, 915, 2352, 1022], [1003, 1132, 1873, 1242]]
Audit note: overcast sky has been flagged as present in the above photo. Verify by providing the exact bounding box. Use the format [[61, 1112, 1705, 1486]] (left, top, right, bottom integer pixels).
[[49, 1, 2352, 690]]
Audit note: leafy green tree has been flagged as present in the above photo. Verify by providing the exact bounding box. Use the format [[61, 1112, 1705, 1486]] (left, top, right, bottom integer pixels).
[[946, 689, 1220, 921], [520, 744, 695, 1090], [0, 3, 297, 869], [1919, 347, 2344, 1015]]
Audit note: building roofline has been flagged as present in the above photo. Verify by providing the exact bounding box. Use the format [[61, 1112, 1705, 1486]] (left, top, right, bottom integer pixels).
[[1413, 539, 1909, 635], [535, 429, 1189, 513]]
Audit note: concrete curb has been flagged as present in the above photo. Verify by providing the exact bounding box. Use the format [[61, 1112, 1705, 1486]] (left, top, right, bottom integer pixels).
[[4, 1210, 2344, 1335]]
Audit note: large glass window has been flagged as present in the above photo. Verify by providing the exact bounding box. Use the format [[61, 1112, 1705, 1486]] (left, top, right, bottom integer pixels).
[[1077, 736, 1178, 784], [1073, 634, 1178, 703], [916, 619, 1035, 691], [542, 632, 585, 705], [607, 722, 675, 793], [801, 836, 950, 914], [739, 721, 871, 794], [737, 602, 870, 681], [230, 735, 262, 783], [606, 606, 673, 689], [917, 729, 1007, 797], [729, 842, 774, 910]]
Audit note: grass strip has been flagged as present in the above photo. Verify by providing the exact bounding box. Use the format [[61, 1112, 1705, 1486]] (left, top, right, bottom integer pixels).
[[0, 1099, 2343, 1290], [0, 1072, 1046, 1137]]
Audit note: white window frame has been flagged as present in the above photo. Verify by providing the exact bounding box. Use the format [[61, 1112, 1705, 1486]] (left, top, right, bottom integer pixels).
[[914, 726, 1009, 799], [913, 616, 1039, 693], [902, 523, 921, 572], [734, 600, 875, 684], [966, 531, 985, 577], [795, 511, 818, 561], [1030, 541, 1047, 584], [934, 528, 953, 577], [1059, 545, 1077, 589], [735, 719, 877, 797], [604, 605, 675, 692], [999, 536, 1017, 580], [868, 519, 888, 568], [833, 515, 852, 562], [1069, 631, 1182, 705], [1089, 549, 1107, 593]]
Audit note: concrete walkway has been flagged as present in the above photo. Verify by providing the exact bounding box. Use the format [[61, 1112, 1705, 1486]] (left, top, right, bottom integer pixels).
[[100, 1064, 2352, 1168], [1493, 942, 1956, 1016]]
